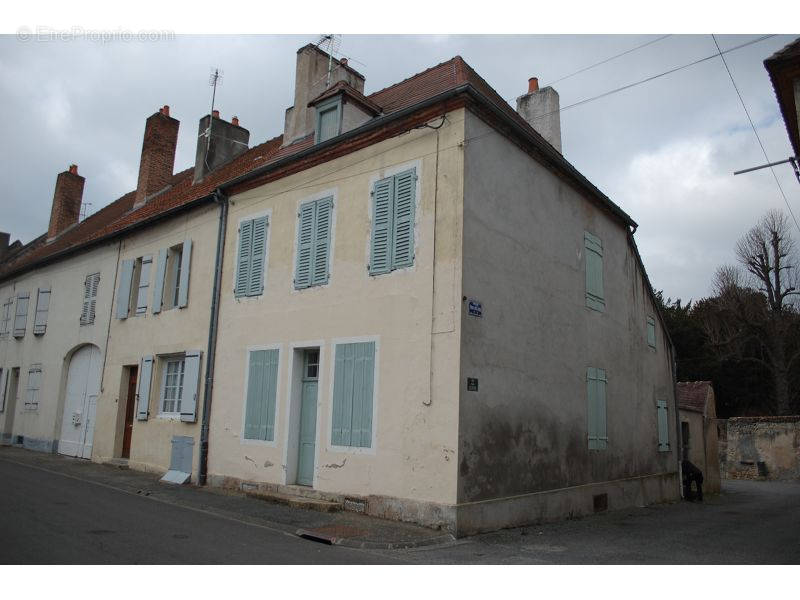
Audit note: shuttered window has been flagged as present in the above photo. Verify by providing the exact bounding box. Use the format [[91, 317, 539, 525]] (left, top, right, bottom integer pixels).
[[25, 365, 42, 411], [33, 288, 51, 335], [295, 197, 333, 289], [116, 259, 134, 319], [161, 358, 186, 415], [243, 349, 279, 441], [587, 367, 608, 450], [585, 231, 605, 312], [135, 256, 153, 315], [235, 216, 268, 297], [81, 273, 100, 325], [153, 240, 192, 313], [1, 298, 13, 337], [331, 341, 376, 448], [370, 168, 416, 275], [647, 316, 656, 349], [657, 399, 670, 451], [13, 293, 29, 338], [315, 98, 342, 143], [136, 355, 154, 420]]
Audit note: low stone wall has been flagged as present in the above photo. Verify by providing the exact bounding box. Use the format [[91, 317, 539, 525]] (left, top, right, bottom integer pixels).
[[725, 417, 800, 480]]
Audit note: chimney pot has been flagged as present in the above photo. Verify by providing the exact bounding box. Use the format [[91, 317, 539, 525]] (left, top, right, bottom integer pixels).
[[212, 109, 220, 119], [528, 77, 539, 94], [69, 164, 78, 175], [161, 105, 170, 116], [232, 116, 239, 126]]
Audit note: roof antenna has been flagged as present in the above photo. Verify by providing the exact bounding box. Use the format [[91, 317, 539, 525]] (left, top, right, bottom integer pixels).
[[79, 202, 93, 222], [204, 67, 224, 171], [315, 34, 341, 87]]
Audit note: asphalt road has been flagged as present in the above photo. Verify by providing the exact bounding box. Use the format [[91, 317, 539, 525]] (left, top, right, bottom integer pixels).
[[0, 458, 402, 564]]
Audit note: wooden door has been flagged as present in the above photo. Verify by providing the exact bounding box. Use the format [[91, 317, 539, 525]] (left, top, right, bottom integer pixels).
[[122, 366, 138, 459], [296, 349, 319, 486]]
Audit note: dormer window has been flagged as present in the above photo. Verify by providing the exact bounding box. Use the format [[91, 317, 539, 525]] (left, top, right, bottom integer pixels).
[[315, 97, 342, 143]]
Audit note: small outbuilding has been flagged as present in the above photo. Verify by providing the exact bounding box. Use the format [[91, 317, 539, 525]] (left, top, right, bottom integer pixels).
[[677, 381, 721, 494]]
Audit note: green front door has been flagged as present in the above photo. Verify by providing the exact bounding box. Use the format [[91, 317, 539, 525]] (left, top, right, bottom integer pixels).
[[297, 349, 319, 486]]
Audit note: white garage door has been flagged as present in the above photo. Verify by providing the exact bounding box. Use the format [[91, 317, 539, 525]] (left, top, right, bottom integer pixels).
[[58, 345, 101, 459]]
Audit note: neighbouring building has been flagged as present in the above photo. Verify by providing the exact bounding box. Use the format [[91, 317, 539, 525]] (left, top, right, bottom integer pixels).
[[725, 416, 800, 480], [764, 37, 800, 161], [0, 42, 680, 534], [677, 381, 721, 494]]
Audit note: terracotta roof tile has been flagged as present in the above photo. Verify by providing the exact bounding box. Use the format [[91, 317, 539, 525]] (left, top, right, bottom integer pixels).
[[677, 381, 713, 414]]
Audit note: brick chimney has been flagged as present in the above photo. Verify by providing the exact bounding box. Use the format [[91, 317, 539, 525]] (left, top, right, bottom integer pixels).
[[47, 164, 85, 240], [134, 105, 179, 209], [283, 44, 366, 146], [193, 111, 250, 183], [516, 76, 562, 154]]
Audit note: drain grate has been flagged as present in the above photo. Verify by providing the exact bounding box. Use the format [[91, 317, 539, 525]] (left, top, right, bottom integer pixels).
[[297, 524, 369, 545]]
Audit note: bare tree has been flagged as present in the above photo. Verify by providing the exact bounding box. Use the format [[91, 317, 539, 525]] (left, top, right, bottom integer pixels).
[[702, 210, 800, 415]]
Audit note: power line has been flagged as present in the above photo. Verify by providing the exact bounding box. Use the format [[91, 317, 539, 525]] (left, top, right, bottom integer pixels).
[[518, 34, 777, 121], [545, 34, 672, 87], [711, 34, 800, 237]]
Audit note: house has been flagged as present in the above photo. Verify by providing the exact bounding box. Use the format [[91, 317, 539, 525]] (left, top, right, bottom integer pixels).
[[764, 37, 800, 160], [676, 381, 721, 494], [0, 42, 680, 535]]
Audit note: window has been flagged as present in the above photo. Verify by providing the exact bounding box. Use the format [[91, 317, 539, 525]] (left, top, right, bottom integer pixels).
[[315, 97, 342, 143], [587, 367, 607, 450], [13, 292, 29, 338], [160, 358, 185, 415], [153, 240, 193, 313], [647, 316, 656, 349], [584, 231, 604, 312], [33, 288, 51, 335], [243, 349, 279, 441], [25, 364, 42, 410], [295, 197, 333, 289], [81, 273, 100, 325], [369, 168, 416, 275], [0, 298, 12, 338], [235, 216, 268, 297], [133, 256, 153, 315], [658, 400, 671, 451], [331, 341, 376, 448]]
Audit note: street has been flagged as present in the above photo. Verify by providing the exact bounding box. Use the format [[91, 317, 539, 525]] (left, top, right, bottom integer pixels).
[[1, 448, 799, 564]]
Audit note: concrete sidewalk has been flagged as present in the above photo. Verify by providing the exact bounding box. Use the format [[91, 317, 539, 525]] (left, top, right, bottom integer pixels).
[[0, 446, 452, 550]]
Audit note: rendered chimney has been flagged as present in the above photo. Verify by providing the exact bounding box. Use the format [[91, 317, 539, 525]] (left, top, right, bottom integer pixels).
[[283, 44, 366, 146], [193, 112, 250, 183], [47, 164, 85, 240], [133, 105, 180, 209], [516, 76, 562, 154]]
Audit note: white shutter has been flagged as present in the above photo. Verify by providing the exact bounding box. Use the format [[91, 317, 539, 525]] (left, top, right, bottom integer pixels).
[[177, 239, 192, 308], [33, 288, 50, 335], [13, 293, 29, 338], [180, 350, 202, 423], [137, 355, 154, 420], [136, 256, 152, 314], [152, 249, 168, 314]]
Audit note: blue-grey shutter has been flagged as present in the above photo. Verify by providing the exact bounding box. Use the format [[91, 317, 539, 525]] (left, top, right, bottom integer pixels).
[[180, 350, 202, 423], [235, 219, 253, 297], [152, 249, 168, 314], [587, 367, 608, 450], [13, 293, 29, 338], [657, 399, 669, 450], [331, 342, 375, 448], [116, 259, 134, 319], [295, 202, 315, 289], [33, 288, 50, 335], [178, 239, 192, 308], [312, 197, 333, 286], [391, 169, 416, 268], [248, 217, 267, 297], [370, 176, 394, 274], [135, 256, 152, 314], [243, 349, 279, 441], [0, 368, 8, 413], [585, 232, 605, 311], [137, 355, 154, 420]]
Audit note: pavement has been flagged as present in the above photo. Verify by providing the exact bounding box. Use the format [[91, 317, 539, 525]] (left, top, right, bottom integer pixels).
[[1, 445, 799, 564]]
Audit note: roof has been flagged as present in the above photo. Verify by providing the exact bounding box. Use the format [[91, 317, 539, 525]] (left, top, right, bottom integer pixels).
[[764, 37, 800, 157], [1, 53, 637, 282], [677, 381, 714, 415]]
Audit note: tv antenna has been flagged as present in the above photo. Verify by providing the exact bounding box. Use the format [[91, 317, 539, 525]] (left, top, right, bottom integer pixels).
[[79, 202, 93, 221], [204, 67, 224, 171], [315, 34, 341, 87]]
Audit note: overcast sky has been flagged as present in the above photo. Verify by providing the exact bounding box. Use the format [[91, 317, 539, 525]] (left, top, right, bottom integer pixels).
[[0, 33, 798, 302]]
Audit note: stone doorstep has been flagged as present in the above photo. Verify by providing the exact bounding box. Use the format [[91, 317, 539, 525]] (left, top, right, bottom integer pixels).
[[244, 489, 342, 513], [104, 458, 130, 470]]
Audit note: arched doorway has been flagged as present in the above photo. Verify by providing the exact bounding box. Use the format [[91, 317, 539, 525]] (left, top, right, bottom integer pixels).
[[58, 344, 101, 459]]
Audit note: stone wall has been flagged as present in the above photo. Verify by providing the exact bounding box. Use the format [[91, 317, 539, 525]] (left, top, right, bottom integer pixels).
[[725, 417, 800, 480]]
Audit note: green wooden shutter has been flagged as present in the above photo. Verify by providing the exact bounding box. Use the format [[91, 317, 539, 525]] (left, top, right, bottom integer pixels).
[[657, 399, 669, 451], [370, 177, 394, 275], [243, 349, 279, 441], [235, 219, 253, 297], [332, 341, 375, 448], [116, 259, 134, 319], [585, 232, 605, 312], [587, 367, 608, 450], [152, 248, 168, 314], [295, 202, 315, 289], [391, 169, 416, 268], [312, 197, 333, 286], [248, 217, 267, 297], [177, 239, 192, 308]]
